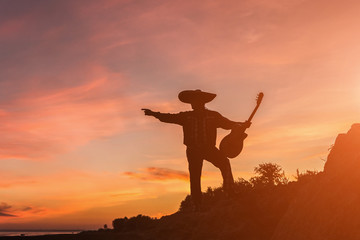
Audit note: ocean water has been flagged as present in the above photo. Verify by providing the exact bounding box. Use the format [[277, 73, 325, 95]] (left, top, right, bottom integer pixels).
[[0, 231, 81, 237]]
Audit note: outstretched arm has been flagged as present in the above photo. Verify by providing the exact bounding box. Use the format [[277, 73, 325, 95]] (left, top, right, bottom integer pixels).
[[141, 108, 184, 125], [217, 113, 251, 130]]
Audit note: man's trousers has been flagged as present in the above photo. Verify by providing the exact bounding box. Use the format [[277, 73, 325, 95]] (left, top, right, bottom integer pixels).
[[186, 146, 234, 208]]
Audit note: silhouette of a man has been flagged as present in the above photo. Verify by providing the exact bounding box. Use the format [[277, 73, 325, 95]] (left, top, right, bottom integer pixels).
[[142, 90, 250, 209]]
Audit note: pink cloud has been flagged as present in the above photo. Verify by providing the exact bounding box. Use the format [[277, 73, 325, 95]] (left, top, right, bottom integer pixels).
[[0, 68, 131, 160], [0, 16, 29, 39]]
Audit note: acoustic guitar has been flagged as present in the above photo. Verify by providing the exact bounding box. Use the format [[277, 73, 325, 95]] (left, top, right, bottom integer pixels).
[[219, 92, 264, 158]]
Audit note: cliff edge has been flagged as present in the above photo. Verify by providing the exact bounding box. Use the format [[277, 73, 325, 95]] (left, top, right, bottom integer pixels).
[[272, 123, 360, 240]]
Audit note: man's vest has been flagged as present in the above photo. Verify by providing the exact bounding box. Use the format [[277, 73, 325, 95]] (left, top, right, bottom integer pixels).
[[154, 109, 237, 148]]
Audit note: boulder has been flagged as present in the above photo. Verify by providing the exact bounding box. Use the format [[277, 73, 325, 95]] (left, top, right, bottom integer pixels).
[[272, 123, 360, 240]]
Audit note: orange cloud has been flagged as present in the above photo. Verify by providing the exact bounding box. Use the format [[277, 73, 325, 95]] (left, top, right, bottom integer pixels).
[[0, 203, 17, 217], [124, 167, 189, 181], [0, 202, 49, 222], [0, 179, 37, 189]]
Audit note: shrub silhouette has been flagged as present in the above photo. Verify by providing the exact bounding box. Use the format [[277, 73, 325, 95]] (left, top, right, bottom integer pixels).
[[295, 169, 319, 183], [250, 162, 288, 187], [112, 216, 128, 231], [113, 214, 156, 232], [179, 163, 289, 212]]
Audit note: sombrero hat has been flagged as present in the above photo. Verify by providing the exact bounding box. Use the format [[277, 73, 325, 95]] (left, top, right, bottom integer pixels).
[[178, 89, 216, 104]]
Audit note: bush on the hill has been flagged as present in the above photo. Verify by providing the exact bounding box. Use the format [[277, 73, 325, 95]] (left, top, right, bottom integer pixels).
[[113, 214, 157, 232], [250, 162, 288, 187], [295, 169, 319, 183]]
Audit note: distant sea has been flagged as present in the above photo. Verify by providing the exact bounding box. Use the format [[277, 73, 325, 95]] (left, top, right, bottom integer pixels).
[[0, 230, 82, 237]]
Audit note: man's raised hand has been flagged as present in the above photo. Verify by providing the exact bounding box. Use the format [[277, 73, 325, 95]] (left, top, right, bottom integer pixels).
[[243, 121, 252, 128]]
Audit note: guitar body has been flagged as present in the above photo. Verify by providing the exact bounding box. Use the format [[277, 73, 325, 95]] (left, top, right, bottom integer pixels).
[[220, 126, 248, 158], [219, 92, 263, 159]]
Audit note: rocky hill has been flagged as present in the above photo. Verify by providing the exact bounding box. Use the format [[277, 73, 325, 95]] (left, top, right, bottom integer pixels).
[[109, 182, 299, 240], [272, 123, 360, 240]]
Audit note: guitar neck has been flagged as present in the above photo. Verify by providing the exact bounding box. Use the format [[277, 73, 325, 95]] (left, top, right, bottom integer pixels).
[[247, 104, 260, 122]]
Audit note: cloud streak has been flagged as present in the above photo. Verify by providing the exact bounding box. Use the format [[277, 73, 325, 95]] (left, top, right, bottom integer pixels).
[[124, 167, 189, 181], [0, 203, 17, 217]]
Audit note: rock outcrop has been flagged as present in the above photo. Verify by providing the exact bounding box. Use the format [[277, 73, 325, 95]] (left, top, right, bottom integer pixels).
[[324, 123, 360, 176], [272, 123, 360, 240]]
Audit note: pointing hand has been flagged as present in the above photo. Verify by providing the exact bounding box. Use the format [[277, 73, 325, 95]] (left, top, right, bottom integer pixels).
[[141, 108, 154, 116]]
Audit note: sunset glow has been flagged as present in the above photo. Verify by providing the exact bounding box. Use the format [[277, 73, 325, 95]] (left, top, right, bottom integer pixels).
[[0, 0, 359, 230]]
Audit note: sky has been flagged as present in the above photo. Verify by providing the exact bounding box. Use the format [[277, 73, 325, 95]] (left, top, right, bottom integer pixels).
[[0, 0, 359, 230]]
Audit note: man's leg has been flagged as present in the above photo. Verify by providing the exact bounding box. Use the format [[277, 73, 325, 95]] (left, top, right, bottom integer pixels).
[[204, 147, 234, 193], [186, 147, 204, 209]]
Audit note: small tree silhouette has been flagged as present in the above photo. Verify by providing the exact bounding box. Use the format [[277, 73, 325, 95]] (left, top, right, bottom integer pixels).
[[113, 215, 155, 232], [112, 217, 128, 231], [250, 163, 288, 187]]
